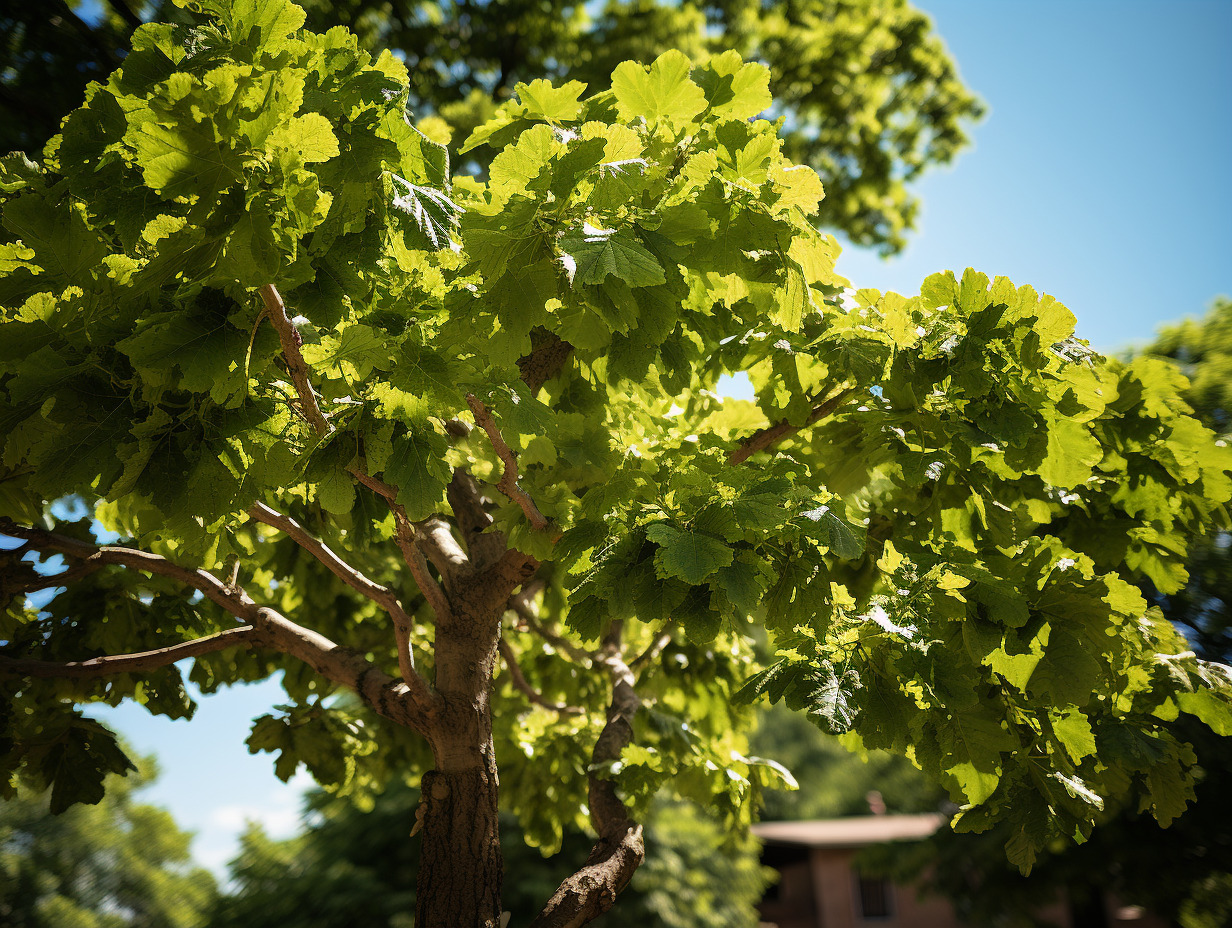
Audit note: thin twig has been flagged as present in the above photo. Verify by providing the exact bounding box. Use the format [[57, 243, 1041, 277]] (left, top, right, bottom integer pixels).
[[729, 387, 857, 465], [499, 639, 584, 715], [1, 520, 258, 617], [260, 285, 332, 435], [511, 588, 595, 667], [466, 393, 554, 533], [7, 559, 104, 595], [0, 627, 257, 678], [629, 630, 673, 672]]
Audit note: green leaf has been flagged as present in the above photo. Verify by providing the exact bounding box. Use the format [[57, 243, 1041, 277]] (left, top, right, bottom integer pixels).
[[559, 223, 666, 288], [268, 113, 340, 163], [940, 709, 1017, 805], [646, 522, 733, 585], [127, 115, 243, 199], [797, 504, 865, 560], [1051, 708, 1097, 762], [611, 51, 707, 127], [384, 427, 449, 521], [1039, 419, 1103, 488], [696, 50, 772, 120], [390, 177, 463, 251]]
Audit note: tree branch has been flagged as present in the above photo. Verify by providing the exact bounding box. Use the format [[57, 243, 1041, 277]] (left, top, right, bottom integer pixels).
[[447, 468, 507, 570], [393, 515, 454, 624], [5, 559, 104, 595], [247, 502, 426, 690], [250, 606, 435, 732], [0, 627, 257, 679], [0, 519, 257, 617], [629, 629, 673, 673], [728, 387, 857, 465], [260, 284, 332, 436], [499, 639, 584, 716], [511, 587, 595, 667], [414, 515, 471, 580], [466, 394, 554, 533], [529, 623, 645, 928], [260, 287, 457, 638], [0, 520, 439, 733]]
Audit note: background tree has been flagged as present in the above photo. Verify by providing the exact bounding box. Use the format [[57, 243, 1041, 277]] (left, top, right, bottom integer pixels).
[[0, 758, 216, 928], [0, 0, 981, 253], [751, 703, 944, 821], [1, 3, 1230, 928], [209, 786, 768, 928], [869, 296, 1232, 928]]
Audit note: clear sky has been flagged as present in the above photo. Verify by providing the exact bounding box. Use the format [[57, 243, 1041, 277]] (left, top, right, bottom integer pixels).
[[837, 0, 1231, 353], [90, 0, 1232, 876]]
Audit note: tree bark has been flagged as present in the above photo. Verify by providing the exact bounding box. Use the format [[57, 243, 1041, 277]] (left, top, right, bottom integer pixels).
[[415, 578, 510, 928], [415, 758, 502, 928]]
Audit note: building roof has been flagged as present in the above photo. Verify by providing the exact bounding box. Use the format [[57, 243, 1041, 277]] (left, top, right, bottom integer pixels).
[[752, 814, 946, 849]]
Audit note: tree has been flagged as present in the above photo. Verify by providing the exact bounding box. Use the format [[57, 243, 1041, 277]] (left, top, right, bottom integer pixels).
[[0, 0, 982, 253], [871, 297, 1232, 928], [209, 784, 768, 928], [1, 3, 1230, 927], [0, 758, 216, 928]]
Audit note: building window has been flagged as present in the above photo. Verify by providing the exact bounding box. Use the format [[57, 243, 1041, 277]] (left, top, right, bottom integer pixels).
[[856, 873, 894, 920]]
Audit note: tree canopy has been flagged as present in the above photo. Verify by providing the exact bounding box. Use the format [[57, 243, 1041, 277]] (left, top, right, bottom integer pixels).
[[0, 2, 1229, 926], [0, 0, 982, 253]]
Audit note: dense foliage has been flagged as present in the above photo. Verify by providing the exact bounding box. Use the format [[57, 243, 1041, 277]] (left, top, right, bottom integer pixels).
[[873, 297, 1232, 928], [0, 760, 216, 928], [0, 2, 1229, 925], [0, 0, 982, 253]]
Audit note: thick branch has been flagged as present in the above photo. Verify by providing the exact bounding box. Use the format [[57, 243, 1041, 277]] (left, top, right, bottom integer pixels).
[[0, 628, 257, 679], [499, 639, 583, 716], [251, 607, 434, 732], [415, 515, 471, 581], [247, 502, 425, 688], [728, 387, 857, 465], [529, 624, 645, 928], [447, 468, 507, 571], [260, 284, 331, 435], [466, 394, 553, 533]]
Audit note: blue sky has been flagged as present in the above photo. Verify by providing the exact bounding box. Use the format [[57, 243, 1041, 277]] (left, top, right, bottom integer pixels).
[[837, 0, 1231, 353], [85, 0, 1232, 876]]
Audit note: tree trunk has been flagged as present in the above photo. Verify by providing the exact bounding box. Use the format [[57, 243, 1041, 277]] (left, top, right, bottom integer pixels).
[[415, 754, 502, 928], [415, 583, 507, 928]]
